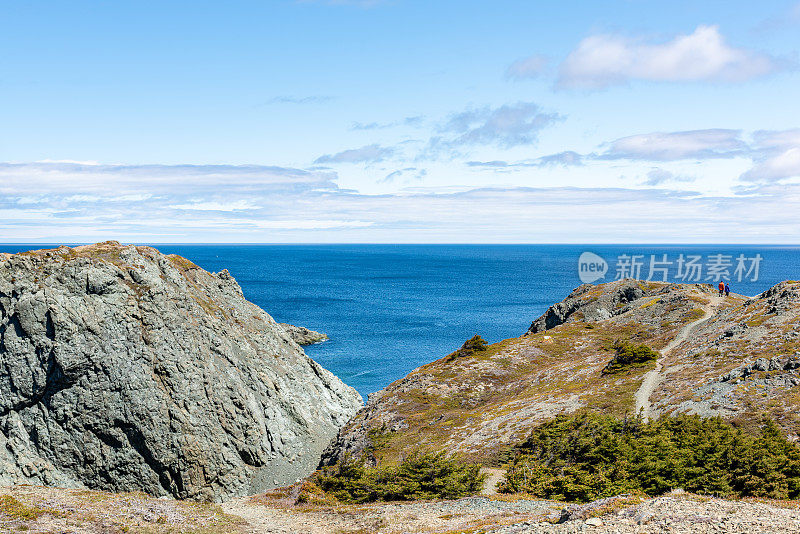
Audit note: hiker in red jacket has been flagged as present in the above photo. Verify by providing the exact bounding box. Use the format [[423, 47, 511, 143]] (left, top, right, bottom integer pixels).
[[718, 281, 725, 296]]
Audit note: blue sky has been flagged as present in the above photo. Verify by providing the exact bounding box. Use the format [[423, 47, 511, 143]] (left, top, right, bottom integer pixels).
[[2, 0, 800, 242]]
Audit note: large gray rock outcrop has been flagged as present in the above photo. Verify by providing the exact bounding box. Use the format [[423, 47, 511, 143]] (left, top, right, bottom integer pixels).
[[527, 279, 646, 334], [0, 242, 362, 501]]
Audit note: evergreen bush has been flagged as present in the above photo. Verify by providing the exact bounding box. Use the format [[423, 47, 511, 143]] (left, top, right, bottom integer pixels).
[[501, 412, 800, 502]]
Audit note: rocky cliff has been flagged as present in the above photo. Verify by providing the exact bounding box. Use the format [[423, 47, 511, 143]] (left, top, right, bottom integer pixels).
[[0, 242, 362, 502], [322, 279, 800, 467]]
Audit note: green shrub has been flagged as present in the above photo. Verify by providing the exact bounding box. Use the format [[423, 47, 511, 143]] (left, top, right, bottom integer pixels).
[[295, 480, 338, 506], [446, 335, 488, 361], [0, 495, 47, 520], [501, 412, 800, 502], [314, 452, 486, 503], [602, 339, 659, 374]]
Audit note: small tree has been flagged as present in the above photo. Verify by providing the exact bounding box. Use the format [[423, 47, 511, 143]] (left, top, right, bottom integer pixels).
[[446, 335, 488, 361], [602, 339, 659, 374]]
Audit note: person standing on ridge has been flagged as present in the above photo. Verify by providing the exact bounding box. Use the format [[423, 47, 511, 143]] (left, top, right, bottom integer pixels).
[[718, 281, 725, 296], [725, 282, 730, 297]]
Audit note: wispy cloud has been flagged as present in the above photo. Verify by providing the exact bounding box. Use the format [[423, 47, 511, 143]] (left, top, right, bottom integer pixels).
[[558, 25, 779, 89], [753, 1, 800, 32], [466, 160, 511, 168], [602, 129, 747, 161], [326, 103, 560, 165], [168, 200, 263, 211], [741, 129, 800, 182], [0, 162, 338, 195], [350, 116, 424, 130], [751, 128, 800, 149], [641, 168, 695, 185], [437, 102, 561, 149], [506, 54, 549, 80], [253, 219, 374, 229], [4, 161, 800, 243], [537, 151, 583, 167], [314, 144, 396, 164], [380, 167, 427, 183], [466, 151, 583, 169]]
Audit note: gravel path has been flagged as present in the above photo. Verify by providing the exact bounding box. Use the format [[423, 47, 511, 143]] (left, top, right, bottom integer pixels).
[[634, 295, 724, 420], [222, 495, 560, 533], [482, 467, 507, 495], [222, 492, 800, 533], [6, 484, 800, 533], [489, 494, 800, 533]]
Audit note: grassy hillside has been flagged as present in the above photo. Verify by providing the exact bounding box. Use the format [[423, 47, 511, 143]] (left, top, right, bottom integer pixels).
[[323, 279, 800, 467]]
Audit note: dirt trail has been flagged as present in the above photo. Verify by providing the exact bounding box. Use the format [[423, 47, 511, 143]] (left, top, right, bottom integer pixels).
[[5, 484, 800, 533], [481, 467, 506, 495], [221, 494, 557, 534], [634, 294, 725, 421]]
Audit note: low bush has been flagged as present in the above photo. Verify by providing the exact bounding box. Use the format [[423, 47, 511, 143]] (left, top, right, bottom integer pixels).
[[0, 495, 47, 520], [295, 480, 339, 506], [445, 335, 488, 361], [602, 339, 659, 374], [314, 452, 486, 503], [501, 412, 800, 502]]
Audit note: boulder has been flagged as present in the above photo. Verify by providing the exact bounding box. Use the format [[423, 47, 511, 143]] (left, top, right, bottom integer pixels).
[[0, 242, 362, 502], [279, 324, 328, 345]]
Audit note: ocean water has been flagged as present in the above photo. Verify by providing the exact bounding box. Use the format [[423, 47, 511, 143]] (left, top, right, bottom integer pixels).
[[2, 244, 799, 399]]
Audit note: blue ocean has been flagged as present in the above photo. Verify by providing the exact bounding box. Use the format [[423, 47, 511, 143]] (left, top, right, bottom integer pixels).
[[2, 244, 798, 399]]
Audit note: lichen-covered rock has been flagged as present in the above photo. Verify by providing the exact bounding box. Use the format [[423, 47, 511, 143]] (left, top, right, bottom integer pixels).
[[0, 242, 362, 502], [527, 279, 647, 334]]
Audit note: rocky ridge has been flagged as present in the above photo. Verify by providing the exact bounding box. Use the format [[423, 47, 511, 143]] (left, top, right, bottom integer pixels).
[[0, 242, 362, 502], [323, 279, 800, 467]]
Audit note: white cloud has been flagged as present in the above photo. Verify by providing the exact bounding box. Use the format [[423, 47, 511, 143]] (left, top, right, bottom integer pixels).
[[466, 160, 511, 168], [742, 147, 800, 182], [466, 151, 583, 169], [558, 25, 778, 89], [742, 129, 800, 182], [380, 167, 427, 183], [642, 168, 695, 185], [752, 128, 800, 149], [536, 151, 583, 167], [506, 54, 548, 80], [2, 147, 799, 243], [603, 129, 746, 161], [3, 160, 800, 243], [253, 219, 374, 229], [333, 103, 560, 165], [437, 102, 561, 149], [314, 144, 395, 164], [0, 162, 337, 196], [168, 200, 263, 211], [351, 116, 424, 130]]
